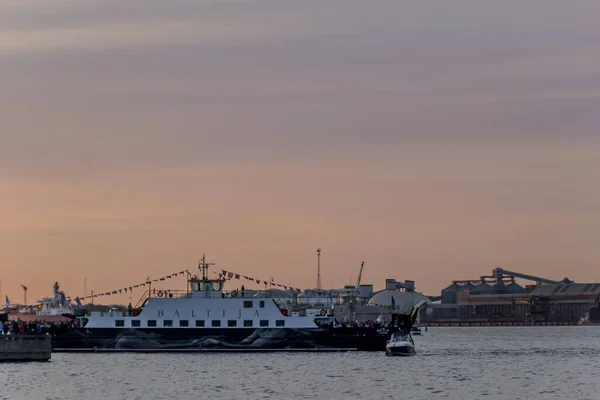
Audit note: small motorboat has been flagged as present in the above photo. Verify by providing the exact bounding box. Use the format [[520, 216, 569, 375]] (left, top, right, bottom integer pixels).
[[385, 331, 415, 356], [385, 300, 427, 356]]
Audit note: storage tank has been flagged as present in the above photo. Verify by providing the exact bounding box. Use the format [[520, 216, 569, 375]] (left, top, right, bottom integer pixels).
[[472, 282, 493, 294], [505, 282, 526, 294], [458, 282, 475, 293], [441, 283, 460, 304], [493, 280, 507, 294]]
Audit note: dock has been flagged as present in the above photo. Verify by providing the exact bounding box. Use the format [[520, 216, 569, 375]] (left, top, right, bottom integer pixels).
[[0, 335, 51, 362], [53, 347, 358, 353], [425, 321, 579, 327]]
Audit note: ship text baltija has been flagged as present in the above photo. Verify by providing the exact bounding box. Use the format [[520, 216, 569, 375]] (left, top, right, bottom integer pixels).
[[53, 256, 393, 351]]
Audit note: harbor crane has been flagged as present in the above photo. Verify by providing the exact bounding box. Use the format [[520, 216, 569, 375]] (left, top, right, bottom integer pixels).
[[491, 268, 571, 285], [20, 284, 28, 305], [342, 261, 365, 323], [355, 261, 365, 294]]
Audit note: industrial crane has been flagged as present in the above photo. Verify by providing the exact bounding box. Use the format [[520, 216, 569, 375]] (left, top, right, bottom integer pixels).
[[21, 284, 28, 305], [342, 261, 365, 323], [492, 268, 571, 285], [355, 261, 365, 293]]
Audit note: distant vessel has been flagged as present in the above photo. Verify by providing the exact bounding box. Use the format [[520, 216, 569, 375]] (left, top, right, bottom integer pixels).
[[6, 282, 74, 322], [53, 256, 395, 351], [37, 282, 73, 317], [385, 332, 415, 356]]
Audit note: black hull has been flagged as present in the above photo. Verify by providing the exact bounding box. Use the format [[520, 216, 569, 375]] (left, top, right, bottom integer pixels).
[[51, 327, 391, 352], [385, 345, 416, 356], [589, 306, 600, 323]]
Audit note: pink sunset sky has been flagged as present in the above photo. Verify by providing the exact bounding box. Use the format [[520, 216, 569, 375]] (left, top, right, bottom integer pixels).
[[1, 0, 600, 304]]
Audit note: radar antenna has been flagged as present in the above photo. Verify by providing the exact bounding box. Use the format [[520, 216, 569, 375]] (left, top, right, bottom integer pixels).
[[199, 253, 215, 280]]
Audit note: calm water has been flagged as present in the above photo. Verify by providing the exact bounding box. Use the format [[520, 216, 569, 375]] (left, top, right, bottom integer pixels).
[[2, 327, 599, 400]]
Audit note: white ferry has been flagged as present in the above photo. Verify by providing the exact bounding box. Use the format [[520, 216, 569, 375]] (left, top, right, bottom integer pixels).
[[53, 256, 392, 351]]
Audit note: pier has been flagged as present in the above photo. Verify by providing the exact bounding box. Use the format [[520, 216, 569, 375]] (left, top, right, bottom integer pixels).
[[53, 347, 358, 353], [425, 321, 579, 327], [0, 335, 51, 362]]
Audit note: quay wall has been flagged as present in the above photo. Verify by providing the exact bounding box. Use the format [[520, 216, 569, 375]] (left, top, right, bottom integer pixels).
[[425, 321, 579, 327], [0, 335, 51, 362]]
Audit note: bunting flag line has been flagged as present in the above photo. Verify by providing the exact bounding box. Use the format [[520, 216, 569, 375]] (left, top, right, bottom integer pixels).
[[80, 269, 190, 300], [217, 269, 320, 294], [81, 267, 336, 301]]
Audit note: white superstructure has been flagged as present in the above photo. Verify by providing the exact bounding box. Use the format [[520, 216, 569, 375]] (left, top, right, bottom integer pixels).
[[37, 282, 73, 316], [80, 256, 319, 330]]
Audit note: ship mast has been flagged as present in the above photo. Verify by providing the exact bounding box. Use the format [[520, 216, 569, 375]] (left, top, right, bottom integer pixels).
[[316, 248, 322, 290], [199, 253, 215, 281]]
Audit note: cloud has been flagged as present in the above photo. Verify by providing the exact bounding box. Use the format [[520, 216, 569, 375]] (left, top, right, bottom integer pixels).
[[0, 15, 330, 55], [2, 0, 600, 300]]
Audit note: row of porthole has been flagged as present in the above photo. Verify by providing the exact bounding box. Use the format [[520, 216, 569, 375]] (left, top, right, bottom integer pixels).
[[114, 319, 286, 328]]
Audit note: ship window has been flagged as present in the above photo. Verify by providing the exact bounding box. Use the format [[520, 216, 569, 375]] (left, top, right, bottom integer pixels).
[[179, 320, 189, 327], [115, 320, 125, 327], [196, 320, 205, 327], [276, 320, 285, 327], [163, 320, 173, 327], [131, 320, 141, 327], [259, 301, 265, 308], [212, 320, 221, 327], [244, 301, 253, 308], [244, 320, 253, 327], [147, 320, 157, 327], [260, 320, 269, 327], [228, 320, 237, 327]]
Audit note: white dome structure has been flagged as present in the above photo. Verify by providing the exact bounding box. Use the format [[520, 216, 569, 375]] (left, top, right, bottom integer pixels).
[[367, 290, 431, 313]]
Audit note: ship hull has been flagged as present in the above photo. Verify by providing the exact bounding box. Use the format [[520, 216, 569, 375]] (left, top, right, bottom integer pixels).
[[385, 345, 416, 356], [51, 327, 391, 352]]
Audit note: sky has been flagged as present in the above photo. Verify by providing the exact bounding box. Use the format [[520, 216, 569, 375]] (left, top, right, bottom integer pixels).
[[1, 0, 600, 304]]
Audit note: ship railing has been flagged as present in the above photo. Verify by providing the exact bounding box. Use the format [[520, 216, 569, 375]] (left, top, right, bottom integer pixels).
[[221, 289, 258, 298], [132, 289, 192, 309]]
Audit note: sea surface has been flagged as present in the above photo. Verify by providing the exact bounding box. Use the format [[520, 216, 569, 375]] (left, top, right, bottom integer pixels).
[[1, 327, 599, 400]]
